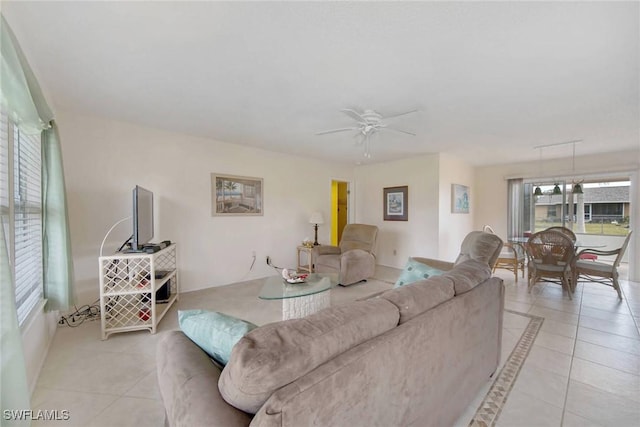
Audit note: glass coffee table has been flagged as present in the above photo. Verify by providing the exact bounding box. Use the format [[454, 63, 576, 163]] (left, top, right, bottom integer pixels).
[[259, 273, 338, 320]]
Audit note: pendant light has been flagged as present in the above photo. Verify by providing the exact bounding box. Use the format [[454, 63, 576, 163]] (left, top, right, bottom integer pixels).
[[533, 147, 543, 196], [571, 141, 583, 194], [552, 183, 562, 195]]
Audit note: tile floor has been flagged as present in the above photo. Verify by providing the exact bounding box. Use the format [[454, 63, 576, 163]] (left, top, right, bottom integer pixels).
[[30, 264, 639, 426]]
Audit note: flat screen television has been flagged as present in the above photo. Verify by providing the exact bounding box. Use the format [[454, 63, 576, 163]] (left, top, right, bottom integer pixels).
[[132, 185, 154, 251]]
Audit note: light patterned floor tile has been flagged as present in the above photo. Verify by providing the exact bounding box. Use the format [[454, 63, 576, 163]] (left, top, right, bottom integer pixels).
[[579, 305, 635, 323], [510, 364, 569, 408], [31, 387, 118, 427], [573, 340, 640, 376], [561, 411, 605, 427], [494, 389, 563, 427], [569, 358, 640, 403], [532, 331, 575, 355], [523, 345, 572, 377], [528, 306, 579, 325], [539, 318, 578, 339], [533, 296, 581, 314], [579, 315, 640, 339], [565, 380, 640, 426], [87, 396, 165, 427], [577, 326, 640, 355]]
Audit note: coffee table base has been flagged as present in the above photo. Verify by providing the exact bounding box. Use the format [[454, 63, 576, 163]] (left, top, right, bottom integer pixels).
[[282, 290, 330, 320]]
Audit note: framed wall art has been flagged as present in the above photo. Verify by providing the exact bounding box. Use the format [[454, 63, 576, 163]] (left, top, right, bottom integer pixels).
[[452, 184, 470, 214], [383, 186, 408, 221], [211, 173, 263, 216]]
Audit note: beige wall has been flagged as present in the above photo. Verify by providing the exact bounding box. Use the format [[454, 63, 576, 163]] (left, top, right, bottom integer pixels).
[[437, 153, 476, 261], [353, 152, 477, 268], [354, 154, 441, 268], [57, 110, 354, 305]]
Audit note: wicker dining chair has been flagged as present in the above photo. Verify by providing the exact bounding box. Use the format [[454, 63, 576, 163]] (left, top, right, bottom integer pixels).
[[545, 226, 576, 242], [526, 230, 576, 299], [482, 225, 525, 282], [572, 231, 633, 299]]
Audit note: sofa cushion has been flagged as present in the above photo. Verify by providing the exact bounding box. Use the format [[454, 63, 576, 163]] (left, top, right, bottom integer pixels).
[[394, 257, 445, 288], [381, 275, 455, 323], [178, 310, 257, 366], [442, 259, 492, 295], [218, 298, 400, 414]]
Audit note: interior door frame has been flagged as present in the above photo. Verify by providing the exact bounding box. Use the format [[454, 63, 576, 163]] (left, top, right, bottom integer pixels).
[[330, 179, 354, 246]]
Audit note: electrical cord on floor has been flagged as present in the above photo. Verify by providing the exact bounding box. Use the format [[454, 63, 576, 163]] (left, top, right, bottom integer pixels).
[[266, 256, 284, 271], [58, 300, 101, 327]]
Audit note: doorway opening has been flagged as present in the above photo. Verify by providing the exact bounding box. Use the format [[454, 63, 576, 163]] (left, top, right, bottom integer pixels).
[[331, 180, 349, 246]]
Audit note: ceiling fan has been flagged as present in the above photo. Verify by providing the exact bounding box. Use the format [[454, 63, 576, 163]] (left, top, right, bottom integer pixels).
[[316, 108, 418, 158]]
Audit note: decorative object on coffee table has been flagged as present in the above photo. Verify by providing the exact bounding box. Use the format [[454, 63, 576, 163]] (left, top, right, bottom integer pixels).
[[383, 186, 408, 221]]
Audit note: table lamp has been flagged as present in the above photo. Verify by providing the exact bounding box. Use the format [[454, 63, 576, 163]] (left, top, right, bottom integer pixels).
[[308, 212, 324, 246]]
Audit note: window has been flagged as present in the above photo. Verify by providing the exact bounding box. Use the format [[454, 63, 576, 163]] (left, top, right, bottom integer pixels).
[[0, 112, 43, 326], [516, 179, 631, 237]]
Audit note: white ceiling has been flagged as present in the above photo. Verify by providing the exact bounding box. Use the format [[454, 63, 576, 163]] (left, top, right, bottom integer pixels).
[[3, 1, 639, 166]]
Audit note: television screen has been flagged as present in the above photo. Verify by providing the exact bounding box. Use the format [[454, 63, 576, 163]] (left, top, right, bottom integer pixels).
[[132, 185, 154, 251]]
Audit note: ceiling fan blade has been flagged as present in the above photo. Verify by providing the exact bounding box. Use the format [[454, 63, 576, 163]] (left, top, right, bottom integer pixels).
[[383, 126, 416, 136], [316, 127, 359, 136], [341, 109, 367, 122], [384, 109, 419, 120]]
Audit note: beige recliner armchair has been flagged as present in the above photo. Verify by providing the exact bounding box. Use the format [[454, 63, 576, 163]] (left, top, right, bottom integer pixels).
[[413, 230, 504, 272], [313, 224, 378, 286]]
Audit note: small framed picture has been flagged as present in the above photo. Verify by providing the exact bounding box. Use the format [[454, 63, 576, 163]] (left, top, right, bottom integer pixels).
[[211, 173, 263, 216], [383, 186, 408, 221], [452, 184, 470, 214]]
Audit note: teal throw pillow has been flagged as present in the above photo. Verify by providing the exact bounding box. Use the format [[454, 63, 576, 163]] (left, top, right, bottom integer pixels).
[[178, 310, 257, 366], [394, 258, 444, 288]]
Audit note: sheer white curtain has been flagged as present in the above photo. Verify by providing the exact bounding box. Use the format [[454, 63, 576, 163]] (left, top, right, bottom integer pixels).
[[43, 121, 75, 311], [507, 178, 524, 239]]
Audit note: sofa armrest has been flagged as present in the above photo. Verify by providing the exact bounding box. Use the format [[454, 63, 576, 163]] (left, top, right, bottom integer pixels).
[[157, 330, 252, 427], [313, 245, 341, 256], [411, 257, 455, 272]]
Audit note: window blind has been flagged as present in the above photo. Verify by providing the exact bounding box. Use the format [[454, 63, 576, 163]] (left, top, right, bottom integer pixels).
[[0, 114, 8, 215], [0, 111, 44, 326]]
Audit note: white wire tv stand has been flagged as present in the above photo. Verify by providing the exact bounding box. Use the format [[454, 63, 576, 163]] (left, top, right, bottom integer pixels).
[[98, 243, 178, 340]]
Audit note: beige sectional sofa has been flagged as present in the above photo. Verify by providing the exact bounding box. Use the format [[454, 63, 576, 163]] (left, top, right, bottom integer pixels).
[[157, 232, 504, 427]]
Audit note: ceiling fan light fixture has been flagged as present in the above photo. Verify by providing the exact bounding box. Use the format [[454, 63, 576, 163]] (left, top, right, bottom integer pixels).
[[316, 107, 418, 159]]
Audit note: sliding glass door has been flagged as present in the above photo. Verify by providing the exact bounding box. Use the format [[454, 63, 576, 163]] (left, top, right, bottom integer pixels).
[[512, 178, 631, 238]]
